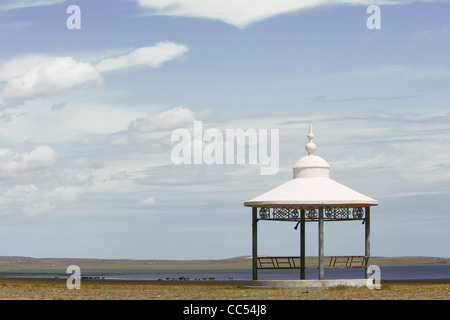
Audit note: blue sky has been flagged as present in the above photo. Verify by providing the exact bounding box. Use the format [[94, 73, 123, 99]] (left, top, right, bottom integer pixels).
[[0, 0, 449, 260]]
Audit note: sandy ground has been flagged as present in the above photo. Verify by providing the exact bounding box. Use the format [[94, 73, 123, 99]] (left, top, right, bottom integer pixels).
[[0, 278, 448, 300]]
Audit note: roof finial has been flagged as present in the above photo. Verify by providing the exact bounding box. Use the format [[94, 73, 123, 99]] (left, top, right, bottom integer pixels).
[[305, 124, 317, 155]]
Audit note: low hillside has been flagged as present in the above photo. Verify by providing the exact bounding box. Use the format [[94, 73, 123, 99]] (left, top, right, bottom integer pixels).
[[0, 255, 448, 270]]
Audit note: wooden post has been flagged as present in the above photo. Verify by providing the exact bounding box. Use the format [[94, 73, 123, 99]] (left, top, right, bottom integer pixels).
[[365, 206, 370, 279], [318, 206, 324, 280], [252, 207, 258, 281], [300, 209, 306, 280]]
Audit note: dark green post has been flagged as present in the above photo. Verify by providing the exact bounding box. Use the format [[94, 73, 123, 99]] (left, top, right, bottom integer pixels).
[[252, 207, 258, 281], [365, 206, 370, 279], [300, 209, 306, 279]]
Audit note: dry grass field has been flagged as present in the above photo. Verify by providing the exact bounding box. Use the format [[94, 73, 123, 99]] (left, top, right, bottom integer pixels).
[[0, 278, 448, 300]]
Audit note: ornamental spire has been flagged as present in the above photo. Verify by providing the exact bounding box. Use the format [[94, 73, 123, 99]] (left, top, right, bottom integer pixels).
[[305, 124, 317, 155]]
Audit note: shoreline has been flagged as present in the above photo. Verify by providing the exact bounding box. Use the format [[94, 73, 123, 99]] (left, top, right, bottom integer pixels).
[[1, 276, 449, 284], [1, 275, 449, 285], [1, 264, 449, 282]]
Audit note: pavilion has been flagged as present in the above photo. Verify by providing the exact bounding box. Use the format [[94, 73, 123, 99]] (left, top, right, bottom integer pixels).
[[244, 125, 378, 288]]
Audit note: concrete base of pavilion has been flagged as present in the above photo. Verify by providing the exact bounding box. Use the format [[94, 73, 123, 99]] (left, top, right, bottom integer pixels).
[[245, 279, 371, 289]]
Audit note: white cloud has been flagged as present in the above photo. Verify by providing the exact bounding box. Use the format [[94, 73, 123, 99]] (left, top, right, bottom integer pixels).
[[0, 146, 58, 215], [76, 137, 93, 146], [0, 146, 97, 215], [0, 184, 50, 215], [0, 100, 148, 144], [47, 186, 85, 202], [22, 201, 53, 215], [128, 107, 195, 133], [0, 0, 67, 11], [24, 145, 58, 168], [0, 146, 57, 175], [4, 184, 39, 200], [96, 41, 189, 72], [0, 57, 103, 109], [0, 42, 188, 110], [134, 0, 444, 28], [0, 54, 55, 81], [139, 196, 156, 205]]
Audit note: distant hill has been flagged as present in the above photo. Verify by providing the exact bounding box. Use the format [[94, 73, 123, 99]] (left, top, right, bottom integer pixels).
[[0, 255, 448, 270]]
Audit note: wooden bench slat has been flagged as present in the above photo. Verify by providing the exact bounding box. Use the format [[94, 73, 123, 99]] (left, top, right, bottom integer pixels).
[[257, 256, 369, 269], [328, 256, 369, 268], [257, 257, 301, 269]]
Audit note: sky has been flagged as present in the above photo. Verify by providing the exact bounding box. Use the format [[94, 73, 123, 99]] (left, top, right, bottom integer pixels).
[[0, 0, 449, 260]]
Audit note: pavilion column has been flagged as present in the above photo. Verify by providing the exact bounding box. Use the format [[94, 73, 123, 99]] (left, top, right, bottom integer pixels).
[[300, 209, 306, 280], [252, 207, 258, 281], [318, 206, 324, 280], [365, 206, 370, 279]]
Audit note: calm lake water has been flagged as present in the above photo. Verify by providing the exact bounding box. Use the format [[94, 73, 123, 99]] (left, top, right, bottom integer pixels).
[[1, 264, 449, 281]]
